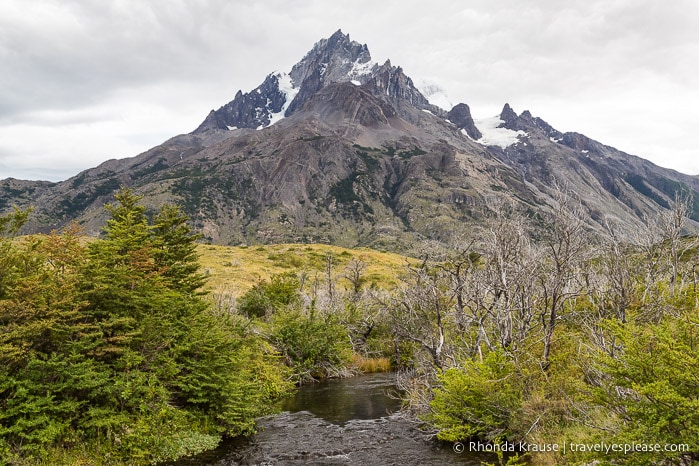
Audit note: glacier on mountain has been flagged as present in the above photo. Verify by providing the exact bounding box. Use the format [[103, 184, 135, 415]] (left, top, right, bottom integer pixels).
[[471, 116, 528, 148]]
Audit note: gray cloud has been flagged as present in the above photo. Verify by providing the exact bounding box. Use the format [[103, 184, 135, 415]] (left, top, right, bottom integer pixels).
[[1, 0, 698, 181]]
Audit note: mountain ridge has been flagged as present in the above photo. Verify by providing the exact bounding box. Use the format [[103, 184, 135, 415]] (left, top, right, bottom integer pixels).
[[2, 30, 698, 253]]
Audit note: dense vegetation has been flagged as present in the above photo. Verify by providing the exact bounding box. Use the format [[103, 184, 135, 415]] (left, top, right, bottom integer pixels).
[[0, 191, 293, 464], [397, 194, 699, 465], [2, 188, 698, 464]]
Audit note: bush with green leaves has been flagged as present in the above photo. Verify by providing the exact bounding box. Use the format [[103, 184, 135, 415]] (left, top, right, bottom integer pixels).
[[593, 314, 699, 465], [427, 350, 523, 443], [270, 307, 353, 382], [237, 272, 301, 318]]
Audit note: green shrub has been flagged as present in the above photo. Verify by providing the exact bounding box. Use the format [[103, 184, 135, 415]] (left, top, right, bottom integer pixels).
[[270, 308, 352, 382], [594, 316, 699, 464], [237, 272, 301, 318], [428, 351, 523, 442]]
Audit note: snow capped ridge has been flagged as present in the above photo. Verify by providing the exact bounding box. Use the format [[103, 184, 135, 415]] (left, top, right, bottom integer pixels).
[[196, 30, 458, 133]]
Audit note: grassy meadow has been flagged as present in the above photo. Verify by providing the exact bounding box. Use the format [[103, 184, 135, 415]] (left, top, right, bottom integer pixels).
[[197, 243, 417, 296]]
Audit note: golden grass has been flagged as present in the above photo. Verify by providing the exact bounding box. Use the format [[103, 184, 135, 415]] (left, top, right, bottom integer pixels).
[[351, 353, 392, 373], [197, 243, 417, 297]]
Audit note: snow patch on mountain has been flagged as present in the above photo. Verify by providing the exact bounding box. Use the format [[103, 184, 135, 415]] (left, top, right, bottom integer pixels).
[[348, 58, 376, 82], [267, 72, 299, 127], [473, 116, 527, 148], [416, 79, 453, 111]]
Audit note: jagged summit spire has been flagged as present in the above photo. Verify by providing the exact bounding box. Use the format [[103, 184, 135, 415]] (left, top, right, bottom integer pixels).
[[330, 28, 345, 38], [193, 30, 449, 134], [310, 29, 362, 57], [500, 103, 518, 122], [289, 30, 373, 87]]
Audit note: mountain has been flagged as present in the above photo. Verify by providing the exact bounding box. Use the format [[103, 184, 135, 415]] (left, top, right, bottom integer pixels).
[[2, 30, 699, 252]]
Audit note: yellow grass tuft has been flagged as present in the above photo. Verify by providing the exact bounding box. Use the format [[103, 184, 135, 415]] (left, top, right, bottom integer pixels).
[[351, 353, 392, 373]]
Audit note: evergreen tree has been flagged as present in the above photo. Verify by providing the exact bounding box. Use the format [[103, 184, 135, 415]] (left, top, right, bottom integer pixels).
[[79, 189, 154, 364], [152, 203, 205, 294], [0, 223, 109, 460], [1, 192, 294, 464]]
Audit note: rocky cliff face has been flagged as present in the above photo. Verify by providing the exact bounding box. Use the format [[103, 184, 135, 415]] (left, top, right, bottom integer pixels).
[[3, 30, 698, 252], [447, 104, 482, 140], [194, 73, 289, 132]]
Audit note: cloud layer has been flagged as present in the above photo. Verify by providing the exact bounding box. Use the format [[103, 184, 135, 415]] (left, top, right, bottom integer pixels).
[[2, 0, 698, 180]]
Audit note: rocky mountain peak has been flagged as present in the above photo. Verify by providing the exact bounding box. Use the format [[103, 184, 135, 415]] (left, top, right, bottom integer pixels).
[[289, 29, 374, 86], [193, 73, 289, 133], [284, 30, 376, 115], [368, 62, 432, 109], [499, 103, 519, 129], [495, 104, 551, 135], [192, 30, 452, 135]]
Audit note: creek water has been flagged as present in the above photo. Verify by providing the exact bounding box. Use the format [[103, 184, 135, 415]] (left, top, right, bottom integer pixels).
[[173, 372, 494, 465]]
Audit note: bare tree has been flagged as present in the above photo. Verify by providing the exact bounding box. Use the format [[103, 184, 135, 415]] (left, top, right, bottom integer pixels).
[[481, 204, 540, 353], [453, 203, 541, 361], [537, 188, 589, 370], [632, 212, 666, 307], [599, 218, 635, 323], [435, 243, 476, 334], [389, 260, 451, 369], [324, 252, 336, 301], [571, 217, 634, 373], [661, 192, 695, 297], [343, 258, 368, 297], [633, 191, 697, 316]]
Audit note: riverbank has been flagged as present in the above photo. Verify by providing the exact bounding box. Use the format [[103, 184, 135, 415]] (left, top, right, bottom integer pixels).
[[171, 373, 493, 465]]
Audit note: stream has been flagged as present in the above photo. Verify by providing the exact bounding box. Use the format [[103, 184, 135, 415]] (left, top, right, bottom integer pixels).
[[173, 372, 494, 465]]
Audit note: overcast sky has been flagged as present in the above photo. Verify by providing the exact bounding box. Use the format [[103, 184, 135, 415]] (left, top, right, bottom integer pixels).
[[2, 0, 698, 181]]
